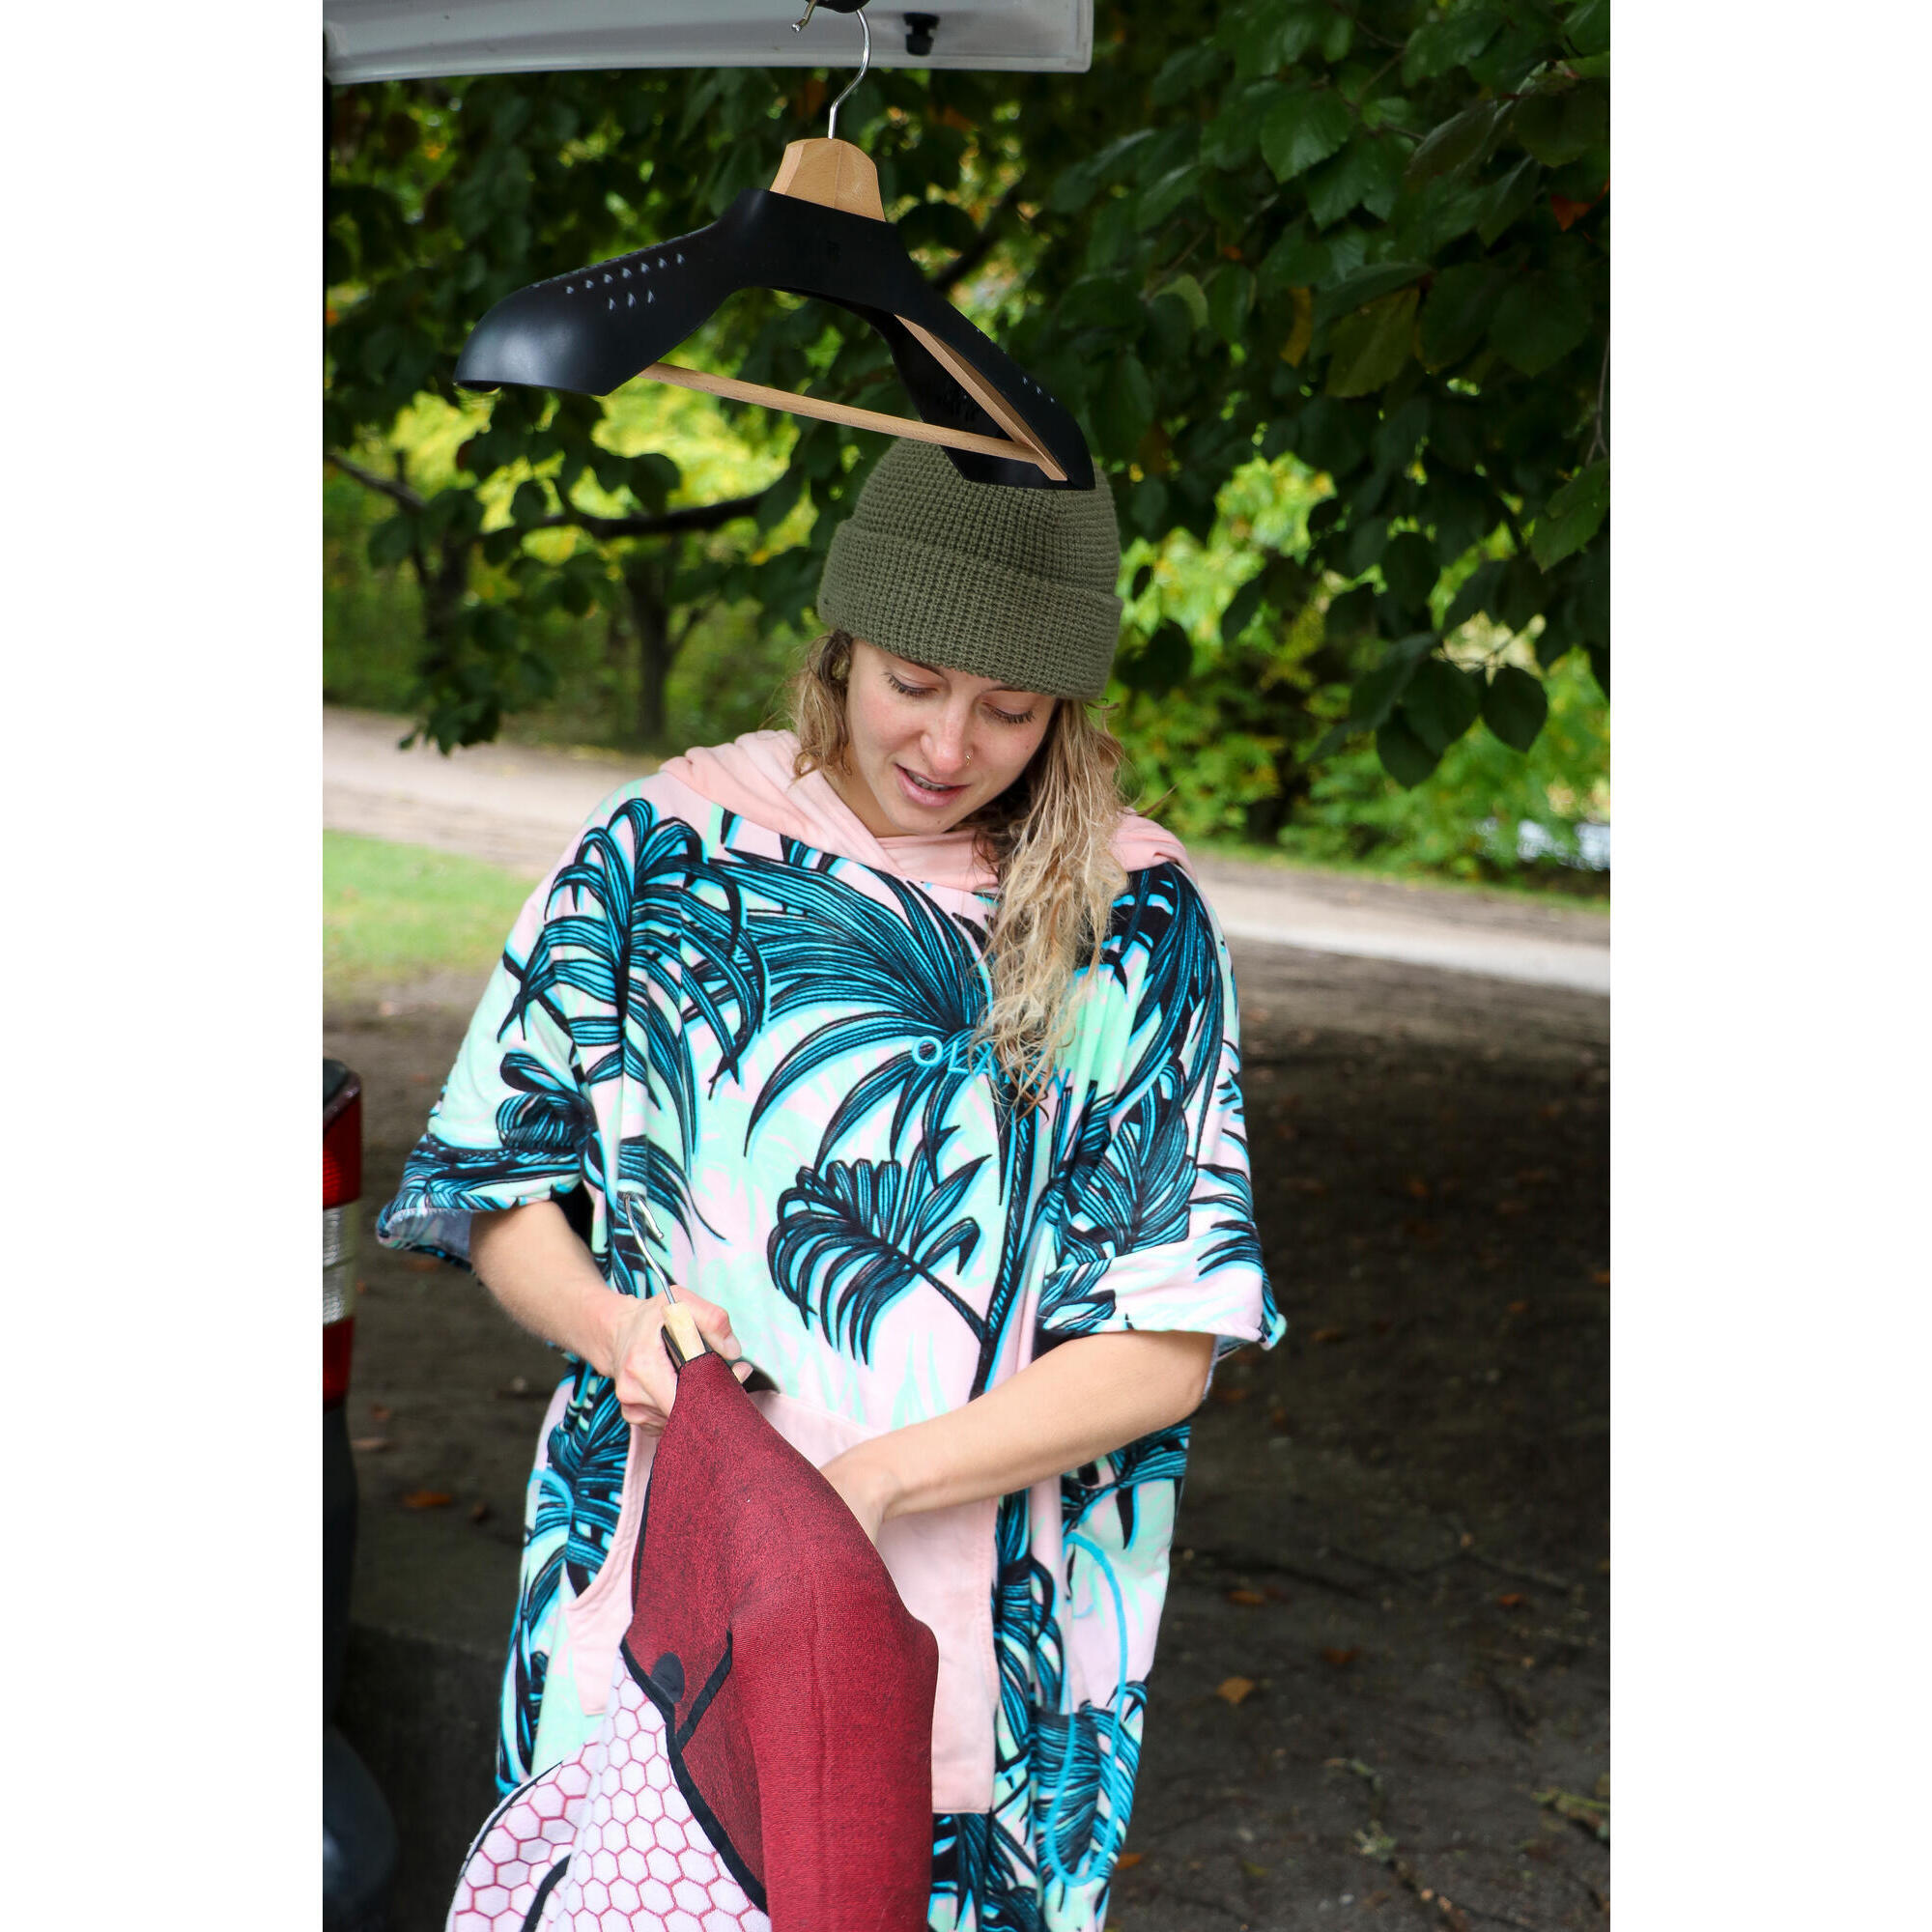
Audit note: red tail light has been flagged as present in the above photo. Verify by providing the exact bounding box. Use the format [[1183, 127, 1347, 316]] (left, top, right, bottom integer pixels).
[[325, 1088, 363, 1209], [325, 1072, 363, 1409], [324, 1317, 356, 1407]]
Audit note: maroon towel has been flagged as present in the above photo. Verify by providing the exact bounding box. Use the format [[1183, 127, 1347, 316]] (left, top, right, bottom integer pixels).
[[623, 1350, 940, 1931]]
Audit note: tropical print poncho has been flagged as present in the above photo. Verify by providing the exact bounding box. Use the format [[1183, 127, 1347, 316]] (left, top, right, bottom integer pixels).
[[378, 736, 1282, 1932]]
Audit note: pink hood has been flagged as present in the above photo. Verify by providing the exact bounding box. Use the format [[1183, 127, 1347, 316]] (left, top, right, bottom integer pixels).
[[659, 729, 1190, 895]]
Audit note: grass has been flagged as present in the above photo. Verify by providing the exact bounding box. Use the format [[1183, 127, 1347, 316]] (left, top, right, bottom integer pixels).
[[325, 831, 535, 999]]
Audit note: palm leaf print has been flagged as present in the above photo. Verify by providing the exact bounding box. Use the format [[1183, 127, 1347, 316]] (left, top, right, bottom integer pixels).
[[1100, 864, 1229, 1132], [767, 1156, 988, 1360], [1030, 1686, 1147, 1887], [1037, 1069, 1197, 1338], [506, 800, 764, 1159], [493, 1049, 595, 1157], [1063, 1423, 1191, 1548], [729, 847, 1002, 1165]]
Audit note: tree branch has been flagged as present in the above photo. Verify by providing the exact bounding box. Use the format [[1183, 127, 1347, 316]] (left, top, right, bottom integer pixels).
[[326, 449, 424, 512], [528, 493, 765, 541]]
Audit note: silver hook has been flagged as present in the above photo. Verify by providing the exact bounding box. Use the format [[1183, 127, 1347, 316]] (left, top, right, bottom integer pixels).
[[792, 4, 872, 143]]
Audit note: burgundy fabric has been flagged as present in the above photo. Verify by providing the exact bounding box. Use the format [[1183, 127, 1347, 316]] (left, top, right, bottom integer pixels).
[[623, 1350, 940, 1932]]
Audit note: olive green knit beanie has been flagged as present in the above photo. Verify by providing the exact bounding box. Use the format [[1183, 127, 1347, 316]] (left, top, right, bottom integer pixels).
[[817, 440, 1123, 701]]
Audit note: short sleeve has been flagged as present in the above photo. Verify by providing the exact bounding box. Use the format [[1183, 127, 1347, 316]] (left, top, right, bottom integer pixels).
[[373, 806, 629, 1270], [1037, 866, 1283, 1359]]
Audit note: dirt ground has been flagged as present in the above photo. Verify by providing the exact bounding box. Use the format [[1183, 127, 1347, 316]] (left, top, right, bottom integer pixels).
[[327, 933, 1607, 1932]]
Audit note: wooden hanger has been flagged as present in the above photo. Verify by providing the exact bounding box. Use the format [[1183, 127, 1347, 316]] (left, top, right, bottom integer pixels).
[[637, 10, 1066, 481], [454, 7, 1088, 488]]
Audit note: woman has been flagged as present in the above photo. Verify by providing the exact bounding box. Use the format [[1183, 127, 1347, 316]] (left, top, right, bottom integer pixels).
[[377, 438, 1282, 1931]]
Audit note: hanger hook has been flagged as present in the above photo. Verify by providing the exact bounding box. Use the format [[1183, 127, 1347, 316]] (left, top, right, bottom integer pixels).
[[792, 4, 871, 143]]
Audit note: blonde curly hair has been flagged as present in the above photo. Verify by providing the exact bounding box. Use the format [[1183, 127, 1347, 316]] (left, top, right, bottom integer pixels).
[[789, 630, 1128, 1108]]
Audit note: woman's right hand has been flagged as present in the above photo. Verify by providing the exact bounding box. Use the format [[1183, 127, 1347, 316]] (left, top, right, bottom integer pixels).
[[607, 1288, 748, 1435]]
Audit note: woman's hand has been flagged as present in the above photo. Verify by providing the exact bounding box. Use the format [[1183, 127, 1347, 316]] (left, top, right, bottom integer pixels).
[[607, 1288, 748, 1434], [816, 1443, 900, 1547]]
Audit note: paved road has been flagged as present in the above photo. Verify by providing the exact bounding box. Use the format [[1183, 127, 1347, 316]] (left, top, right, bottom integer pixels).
[[325, 706, 1608, 994]]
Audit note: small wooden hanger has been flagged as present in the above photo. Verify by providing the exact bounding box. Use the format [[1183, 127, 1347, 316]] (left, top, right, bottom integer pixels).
[[638, 11, 1066, 481]]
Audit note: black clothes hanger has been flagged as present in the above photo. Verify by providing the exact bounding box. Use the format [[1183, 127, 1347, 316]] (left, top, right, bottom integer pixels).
[[453, 6, 1092, 490]]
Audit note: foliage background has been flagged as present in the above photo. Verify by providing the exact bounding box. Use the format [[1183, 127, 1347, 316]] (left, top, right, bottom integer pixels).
[[325, 0, 1609, 892]]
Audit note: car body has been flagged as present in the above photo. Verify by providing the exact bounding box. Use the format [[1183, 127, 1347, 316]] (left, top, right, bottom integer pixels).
[[324, 1059, 398, 1932]]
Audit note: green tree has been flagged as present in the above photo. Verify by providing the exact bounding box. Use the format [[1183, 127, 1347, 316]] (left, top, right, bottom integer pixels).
[[326, 0, 1607, 802]]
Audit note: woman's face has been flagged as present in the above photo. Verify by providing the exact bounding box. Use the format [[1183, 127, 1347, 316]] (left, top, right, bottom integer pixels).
[[830, 639, 1056, 838]]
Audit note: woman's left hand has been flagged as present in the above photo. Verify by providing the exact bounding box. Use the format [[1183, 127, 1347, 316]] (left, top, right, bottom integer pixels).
[[816, 1445, 897, 1547]]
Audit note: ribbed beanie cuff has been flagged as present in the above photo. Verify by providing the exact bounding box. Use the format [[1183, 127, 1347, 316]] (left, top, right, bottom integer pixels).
[[816, 440, 1123, 701]]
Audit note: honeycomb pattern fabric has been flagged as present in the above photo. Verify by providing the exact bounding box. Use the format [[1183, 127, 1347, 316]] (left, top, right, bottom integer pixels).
[[450, 1670, 765, 1932]]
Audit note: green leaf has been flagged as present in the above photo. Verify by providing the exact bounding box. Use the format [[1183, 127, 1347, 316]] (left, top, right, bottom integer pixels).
[[1324, 287, 1418, 397], [1275, 0, 1333, 65], [1344, 516, 1391, 577], [898, 198, 980, 256], [1489, 272, 1593, 375], [1477, 156, 1543, 245], [1567, 0, 1611, 57], [1377, 716, 1441, 787], [1305, 133, 1406, 228], [1051, 142, 1128, 213], [1300, 721, 1354, 765], [1498, 553, 1549, 630], [1530, 461, 1609, 570], [1261, 89, 1353, 183], [1420, 262, 1503, 369], [1446, 557, 1505, 629], [1403, 8, 1506, 84], [1129, 475, 1170, 539], [1587, 642, 1609, 697], [1380, 530, 1439, 612], [1349, 655, 1414, 731], [1157, 270, 1210, 333], [1514, 83, 1609, 168], [1406, 101, 1503, 187], [1152, 43, 1229, 104], [1060, 270, 1144, 331], [1348, 631, 1435, 731], [1221, 574, 1267, 643], [1146, 289, 1195, 362], [1324, 582, 1378, 641], [1399, 656, 1482, 754], [1482, 665, 1549, 751], [365, 511, 415, 569], [1206, 265, 1256, 344], [1119, 618, 1193, 696], [510, 479, 550, 526], [1203, 80, 1284, 169], [1135, 162, 1203, 231], [1312, 260, 1429, 329], [1091, 351, 1155, 460], [630, 451, 680, 514], [1469, 20, 1550, 88]]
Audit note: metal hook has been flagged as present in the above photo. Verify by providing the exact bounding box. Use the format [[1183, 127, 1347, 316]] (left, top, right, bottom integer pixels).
[[792, 3, 872, 143]]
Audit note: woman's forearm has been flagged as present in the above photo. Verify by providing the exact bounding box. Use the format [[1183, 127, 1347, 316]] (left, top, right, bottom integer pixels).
[[468, 1200, 745, 1432], [468, 1199, 627, 1375], [826, 1329, 1217, 1530]]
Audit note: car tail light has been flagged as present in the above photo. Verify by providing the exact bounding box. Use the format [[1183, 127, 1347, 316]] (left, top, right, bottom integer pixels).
[[325, 1072, 363, 1409]]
